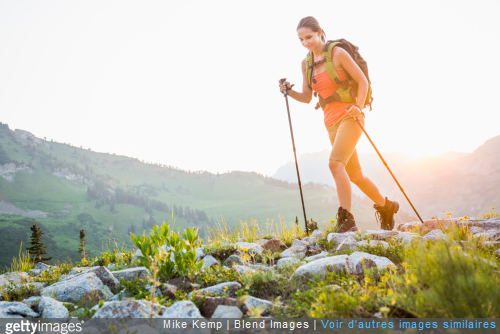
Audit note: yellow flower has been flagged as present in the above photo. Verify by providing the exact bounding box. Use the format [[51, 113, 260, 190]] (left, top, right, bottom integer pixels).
[[447, 212, 452, 216], [464, 215, 468, 219], [241, 247, 248, 252], [492, 207, 495, 210]]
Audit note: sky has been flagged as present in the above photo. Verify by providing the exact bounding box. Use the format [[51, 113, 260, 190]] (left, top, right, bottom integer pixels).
[[1, 0, 499, 176]]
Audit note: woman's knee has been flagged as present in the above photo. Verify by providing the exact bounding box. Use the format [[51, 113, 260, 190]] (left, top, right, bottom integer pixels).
[[329, 160, 346, 176]]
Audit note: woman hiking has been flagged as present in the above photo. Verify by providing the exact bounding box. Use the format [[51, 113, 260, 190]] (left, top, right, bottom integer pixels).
[[279, 16, 399, 232]]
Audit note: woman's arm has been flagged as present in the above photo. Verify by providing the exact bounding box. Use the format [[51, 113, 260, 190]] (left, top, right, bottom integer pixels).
[[334, 47, 368, 117], [279, 59, 313, 103]]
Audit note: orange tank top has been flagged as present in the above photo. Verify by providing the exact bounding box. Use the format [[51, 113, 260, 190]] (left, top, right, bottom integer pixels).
[[310, 48, 352, 128]]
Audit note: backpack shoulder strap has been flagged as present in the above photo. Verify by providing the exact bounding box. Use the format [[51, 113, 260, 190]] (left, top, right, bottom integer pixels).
[[305, 52, 313, 88], [323, 41, 342, 84]]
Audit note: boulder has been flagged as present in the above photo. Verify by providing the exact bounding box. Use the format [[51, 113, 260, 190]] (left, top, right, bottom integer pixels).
[[311, 229, 324, 240], [196, 247, 205, 261], [261, 238, 287, 252], [233, 265, 257, 275], [22, 296, 41, 309], [112, 267, 150, 282], [160, 300, 203, 318], [223, 255, 244, 267], [335, 236, 358, 252], [356, 240, 390, 249], [39, 296, 69, 318], [65, 266, 120, 293], [193, 295, 240, 318], [212, 305, 242, 318], [422, 229, 450, 242], [201, 255, 219, 269], [188, 282, 242, 299], [0, 271, 29, 286], [92, 299, 167, 318], [347, 251, 395, 276], [160, 283, 177, 300], [305, 251, 329, 262], [68, 266, 98, 276], [29, 262, 52, 276], [327, 232, 356, 244], [397, 221, 422, 232], [292, 255, 349, 280], [363, 230, 399, 240], [0, 301, 39, 318], [241, 295, 273, 316], [247, 263, 273, 272], [41, 272, 113, 305], [235, 242, 264, 255], [393, 232, 421, 245], [276, 257, 302, 269]]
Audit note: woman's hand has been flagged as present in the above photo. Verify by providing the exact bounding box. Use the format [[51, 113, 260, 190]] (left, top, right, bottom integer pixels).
[[279, 80, 291, 94], [346, 104, 363, 119]]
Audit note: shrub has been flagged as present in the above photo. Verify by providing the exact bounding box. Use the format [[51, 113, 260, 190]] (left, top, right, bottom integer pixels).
[[130, 222, 203, 280]]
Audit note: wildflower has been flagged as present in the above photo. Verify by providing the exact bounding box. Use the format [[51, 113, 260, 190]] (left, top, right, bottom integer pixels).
[[464, 216, 468, 219], [447, 212, 452, 216], [492, 207, 495, 210]]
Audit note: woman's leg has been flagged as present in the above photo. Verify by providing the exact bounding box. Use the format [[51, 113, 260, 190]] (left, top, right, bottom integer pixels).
[[327, 114, 364, 212], [329, 160, 352, 211], [348, 167, 385, 207]]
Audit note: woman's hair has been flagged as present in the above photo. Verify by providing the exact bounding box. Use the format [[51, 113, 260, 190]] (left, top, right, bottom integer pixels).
[[297, 16, 326, 42]]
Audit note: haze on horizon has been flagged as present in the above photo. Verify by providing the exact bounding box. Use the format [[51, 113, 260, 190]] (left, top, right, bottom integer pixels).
[[1, 1, 499, 176]]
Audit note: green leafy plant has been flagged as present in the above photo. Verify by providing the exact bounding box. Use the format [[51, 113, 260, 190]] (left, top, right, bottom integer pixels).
[[130, 222, 203, 280]]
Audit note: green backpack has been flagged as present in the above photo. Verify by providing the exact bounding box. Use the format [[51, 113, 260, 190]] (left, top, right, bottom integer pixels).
[[306, 39, 373, 111]]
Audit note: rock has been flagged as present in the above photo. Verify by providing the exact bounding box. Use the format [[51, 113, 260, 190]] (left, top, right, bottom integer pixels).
[[279, 244, 306, 259], [247, 263, 273, 272], [241, 295, 273, 316], [325, 284, 341, 291], [422, 218, 455, 231], [469, 226, 485, 235], [41, 272, 113, 305], [292, 239, 308, 250], [166, 276, 191, 291], [363, 230, 399, 240], [0, 272, 29, 286], [254, 239, 269, 246], [193, 295, 240, 318], [196, 247, 205, 261], [276, 257, 302, 269], [188, 282, 242, 299], [160, 300, 203, 318], [235, 242, 264, 255], [160, 283, 177, 300], [233, 265, 257, 275], [201, 255, 219, 268], [22, 296, 41, 309], [223, 255, 244, 267], [212, 305, 242, 318], [476, 230, 500, 241], [422, 229, 450, 242], [112, 267, 150, 282], [494, 249, 500, 258], [107, 263, 116, 271], [301, 237, 315, 244], [393, 232, 421, 245], [145, 283, 162, 298], [356, 240, 390, 249], [292, 255, 349, 280], [72, 266, 121, 293], [92, 299, 167, 318], [347, 251, 395, 276], [335, 236, 358, 252], [261, 238, 287, 252], [68, 266, 98, 276], [327, 232, 356, 244], [39, 296, 69, 318], [397, 221, 422, 232], [305, 251, 329, 262], [311, 229, 324, 240], [22, 281, 46, 294], [0, 301, 39, 318], [29, 262, 52, 276]]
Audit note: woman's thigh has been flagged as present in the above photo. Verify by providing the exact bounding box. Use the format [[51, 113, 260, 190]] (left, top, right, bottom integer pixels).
[[328, 114, 364, 167]]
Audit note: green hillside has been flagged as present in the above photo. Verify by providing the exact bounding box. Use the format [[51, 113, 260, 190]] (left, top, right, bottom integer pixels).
[[0, 122, 380, 269]]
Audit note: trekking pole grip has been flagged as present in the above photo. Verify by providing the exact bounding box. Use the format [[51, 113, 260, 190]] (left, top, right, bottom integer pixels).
[[279, 78, 294, 96]]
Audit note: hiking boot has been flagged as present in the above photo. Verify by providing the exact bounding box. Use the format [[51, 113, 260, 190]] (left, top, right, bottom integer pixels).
[[336, 207, 358, 233], [374, 197, 400, 230]]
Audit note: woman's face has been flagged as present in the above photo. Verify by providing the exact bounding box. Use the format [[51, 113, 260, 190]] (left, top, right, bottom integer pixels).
[[297, 27, 322, 51]]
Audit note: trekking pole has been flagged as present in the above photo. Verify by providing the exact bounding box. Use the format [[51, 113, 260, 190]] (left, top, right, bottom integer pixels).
[[279, 78, 309, 235], [354, 116, 425, 225]]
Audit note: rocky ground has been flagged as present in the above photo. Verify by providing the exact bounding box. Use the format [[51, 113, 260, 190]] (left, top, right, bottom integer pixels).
[[1, 217, 499, 320]]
